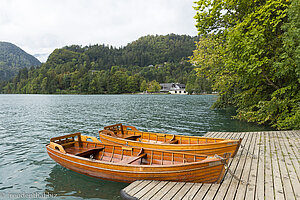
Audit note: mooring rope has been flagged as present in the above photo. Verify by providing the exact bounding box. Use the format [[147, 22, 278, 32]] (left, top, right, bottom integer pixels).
[[240, 144, 264, 162], [215, 154, 252, 186], [224, 164, 250, 185], [240, 144, 256, 158]]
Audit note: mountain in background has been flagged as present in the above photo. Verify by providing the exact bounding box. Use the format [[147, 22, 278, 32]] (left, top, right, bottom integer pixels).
[[1, 34, 211, 94], [0, 42, 41, 81]]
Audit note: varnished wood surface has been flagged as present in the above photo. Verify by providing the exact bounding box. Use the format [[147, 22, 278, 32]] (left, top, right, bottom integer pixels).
[[121, 130, 300, 200], [46, 134, 229, 183], [100, 124, 242, 157]]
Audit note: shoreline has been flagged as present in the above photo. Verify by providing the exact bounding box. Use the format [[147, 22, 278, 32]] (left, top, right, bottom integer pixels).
[[0, 92, 218, 96]]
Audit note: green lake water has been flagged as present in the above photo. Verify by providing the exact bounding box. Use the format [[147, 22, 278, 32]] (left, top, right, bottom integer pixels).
[[0, 94, 273, 199]]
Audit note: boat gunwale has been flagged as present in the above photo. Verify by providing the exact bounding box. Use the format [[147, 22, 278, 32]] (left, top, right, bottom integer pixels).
[[125, 131, 229, 141], [103, 124, 241, 141], [99, 131, 240, 148]]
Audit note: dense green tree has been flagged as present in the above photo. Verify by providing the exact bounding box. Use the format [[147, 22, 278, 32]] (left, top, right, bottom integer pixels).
[[108, 70, 128, 94], [41, 77, 48, 93], [147, 80, 161, 93], [186, 72, 212, 94], [127, 74, 143, 93], [140, 80, 148, 92], [192, 0, 299, 129]]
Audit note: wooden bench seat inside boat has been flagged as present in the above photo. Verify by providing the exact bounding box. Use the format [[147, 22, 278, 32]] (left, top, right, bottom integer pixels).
[[118, 153, 147, 164], [163, 139, 178, 144], [75, 147, 104, 157], [162, 135, 178, 144], [124, 135, 141, 140]]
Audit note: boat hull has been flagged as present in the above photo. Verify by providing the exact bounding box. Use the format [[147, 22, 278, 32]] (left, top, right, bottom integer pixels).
[[99, 133, 241, 158], [46, 145, 226, 183]]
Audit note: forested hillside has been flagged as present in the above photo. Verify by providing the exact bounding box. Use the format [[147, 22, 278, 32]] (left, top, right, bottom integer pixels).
[[0, 34, 211, 94], [0, 42, 41, 81]]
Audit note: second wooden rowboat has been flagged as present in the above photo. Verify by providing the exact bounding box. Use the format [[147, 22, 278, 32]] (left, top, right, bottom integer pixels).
[[46, 132, 230, 183], [99, 123, 242, 157]]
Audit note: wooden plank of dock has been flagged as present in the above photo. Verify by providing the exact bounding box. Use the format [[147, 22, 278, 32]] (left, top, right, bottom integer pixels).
[[121, 131, 300, 200]]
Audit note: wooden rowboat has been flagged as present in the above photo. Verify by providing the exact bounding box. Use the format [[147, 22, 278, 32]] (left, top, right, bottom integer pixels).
[[99, 124, 242, 157], [46, 132, 230, 183]]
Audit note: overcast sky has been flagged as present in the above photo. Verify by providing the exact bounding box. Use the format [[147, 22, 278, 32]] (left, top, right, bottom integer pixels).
[[0, 0, 198, 62]]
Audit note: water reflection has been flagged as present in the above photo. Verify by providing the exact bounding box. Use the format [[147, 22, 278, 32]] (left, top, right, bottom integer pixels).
[[45, 165, 128, 200]]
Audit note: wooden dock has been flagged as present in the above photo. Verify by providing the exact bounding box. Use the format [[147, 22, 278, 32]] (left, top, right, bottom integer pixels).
[[120, 131, 300, 200]]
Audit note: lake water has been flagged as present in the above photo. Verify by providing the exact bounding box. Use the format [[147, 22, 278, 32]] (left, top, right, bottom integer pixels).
[[0, 94, 273, 199]]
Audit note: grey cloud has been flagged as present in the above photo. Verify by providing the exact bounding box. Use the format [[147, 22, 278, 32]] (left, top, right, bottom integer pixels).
[[0, 0, 198, 62]]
